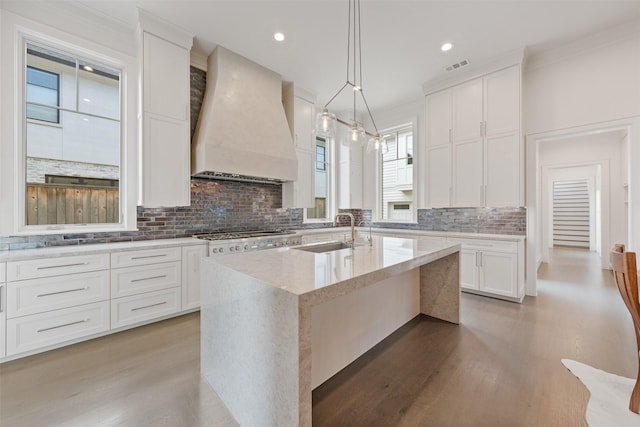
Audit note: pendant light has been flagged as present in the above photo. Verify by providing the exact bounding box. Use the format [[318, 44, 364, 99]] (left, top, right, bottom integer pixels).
[[315, 0, 386, 153]]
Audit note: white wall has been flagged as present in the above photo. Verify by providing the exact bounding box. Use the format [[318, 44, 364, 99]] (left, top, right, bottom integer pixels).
[[525, 27, 640, 135]]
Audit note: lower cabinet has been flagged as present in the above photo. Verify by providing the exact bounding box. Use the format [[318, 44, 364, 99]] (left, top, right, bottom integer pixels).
[[6, 301, 110, 356], [0, 242, 206, 362], [110, 247, 182, 330], [111, 287, 181, 329], [182, 245, 208, 311], [452, 238, 524, 302], [1, 263, 6, 358]]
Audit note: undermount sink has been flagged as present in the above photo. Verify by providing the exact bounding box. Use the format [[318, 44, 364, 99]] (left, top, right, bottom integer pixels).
[[293, 240, 365, 253]]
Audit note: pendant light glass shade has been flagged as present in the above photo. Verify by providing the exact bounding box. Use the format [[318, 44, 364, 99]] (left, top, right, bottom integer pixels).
[[366, 134, 387, 153], [315, 108, 336, 138]]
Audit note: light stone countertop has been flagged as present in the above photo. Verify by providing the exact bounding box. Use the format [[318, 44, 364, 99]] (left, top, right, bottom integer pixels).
[[204, 235, 460, 304], [0, 237, 206, 263], [294, 226, 526, 242]]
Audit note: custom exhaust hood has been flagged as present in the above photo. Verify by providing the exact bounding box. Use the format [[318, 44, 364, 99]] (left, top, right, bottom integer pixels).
[[191, 46, 297, 183]]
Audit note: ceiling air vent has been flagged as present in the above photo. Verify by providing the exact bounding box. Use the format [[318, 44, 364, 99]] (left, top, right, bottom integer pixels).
[[445, 59, 470, 72]]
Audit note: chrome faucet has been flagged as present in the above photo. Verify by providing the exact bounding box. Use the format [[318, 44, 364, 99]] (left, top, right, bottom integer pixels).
[[334, 213, 355, 248], [358, 220, 373, 246]]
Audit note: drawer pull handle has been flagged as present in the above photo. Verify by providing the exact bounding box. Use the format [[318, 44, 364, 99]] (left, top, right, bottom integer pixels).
[[131, 301, 167, 312], [37, 262, 88, 270], [130, 254, 167, 260], [131, 275, 168, 283], [37, 287, 89, 298], [37, 318, 89, 333]]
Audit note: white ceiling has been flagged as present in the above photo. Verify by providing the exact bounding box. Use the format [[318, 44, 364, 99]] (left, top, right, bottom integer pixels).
[[70, 0, 640, 112]]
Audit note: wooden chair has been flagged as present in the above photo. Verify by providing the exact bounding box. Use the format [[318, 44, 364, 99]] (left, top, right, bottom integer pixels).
[[610, 244, 640, 413]]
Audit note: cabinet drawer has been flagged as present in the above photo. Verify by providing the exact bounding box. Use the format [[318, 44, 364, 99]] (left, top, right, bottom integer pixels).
[[111, 261, 181, 298], [7, 253, 110, 281], [6, 301, 110, 356], [449, 239, 517, 253], [111, 287, 181, 329], [111, 247, 181, 268], [7, 270, 110, 318]]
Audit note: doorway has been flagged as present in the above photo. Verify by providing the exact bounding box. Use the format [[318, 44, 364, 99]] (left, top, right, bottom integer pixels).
[[552, 179, 591, 248], [525, 119, 637, 296]]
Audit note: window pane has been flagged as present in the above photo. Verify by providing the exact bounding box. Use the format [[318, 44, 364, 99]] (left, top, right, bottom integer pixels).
[[25, 41, 121, 226], [78, 62, 120, 119], [380, 126, 413, 220]]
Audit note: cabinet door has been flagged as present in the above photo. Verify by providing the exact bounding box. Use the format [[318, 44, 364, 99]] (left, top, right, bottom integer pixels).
[[452, 78, 482, 142], [182, 245, 208, 311], [484, 66, 519, 137], [484, 132, 519, 206], [294, 96, 314, 151], [459, 249, 479, 290], [142, 114, 190, 207], [0, 283, 5, 358], [453, 139, 483, 207], [283, 148, 314, 208], [427, 145, 451, 207], [143, 32, 190, 121], [479, 251, 517, 297], [426, 89, 452, 147]]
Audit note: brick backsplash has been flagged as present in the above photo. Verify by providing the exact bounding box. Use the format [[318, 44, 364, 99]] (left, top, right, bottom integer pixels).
[[0, 64, 526, 251]]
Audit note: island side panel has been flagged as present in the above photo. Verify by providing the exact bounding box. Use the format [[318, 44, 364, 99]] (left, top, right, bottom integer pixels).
[[419, 252, 460, 324], [200, 259, 301, 427]]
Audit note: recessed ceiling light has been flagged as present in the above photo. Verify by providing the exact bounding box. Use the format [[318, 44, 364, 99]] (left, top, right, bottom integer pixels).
[[274, 32, 285, 42], [441, 42, 453, 52], [82, 65, 94, 72]]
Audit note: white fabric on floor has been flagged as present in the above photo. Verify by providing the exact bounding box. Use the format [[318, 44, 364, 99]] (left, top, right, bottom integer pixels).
[[562, 359, 640, 427]]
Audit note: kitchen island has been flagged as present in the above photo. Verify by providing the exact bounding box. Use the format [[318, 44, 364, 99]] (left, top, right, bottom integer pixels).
[[200, 235, 460, 426]]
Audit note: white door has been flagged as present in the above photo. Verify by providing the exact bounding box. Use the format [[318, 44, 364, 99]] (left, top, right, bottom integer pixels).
[[427, 145, 452, 207], [426, 89, 452, 147], [452, 78, 483, 142], [459, 249, 479, 290], [484, 132, 519, 206], [479, 251, 517, 297], [453, 139, 483, 206]]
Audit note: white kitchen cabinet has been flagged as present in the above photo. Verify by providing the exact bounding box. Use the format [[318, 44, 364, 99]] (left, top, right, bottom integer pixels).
[[426, 88, 452, 147], [453, 139, 483, 207], [181, 244, 207, 311], [451, 238, 524, 302], [283, 85, 316, 208], [0, 263, 5, 358], [425, 64, 522, 208], [138, 12, 193, 208], [4, 255, 111, 358], [452, 78, 483, 142], [426, 145, 452, 207], [110, 246, 182, 329]]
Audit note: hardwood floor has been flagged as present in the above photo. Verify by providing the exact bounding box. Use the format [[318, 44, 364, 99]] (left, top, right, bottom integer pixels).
[[1, 247, 637, 426]]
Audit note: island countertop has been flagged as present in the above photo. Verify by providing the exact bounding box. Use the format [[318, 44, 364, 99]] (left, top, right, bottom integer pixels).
[[203, 235, 460, 303]]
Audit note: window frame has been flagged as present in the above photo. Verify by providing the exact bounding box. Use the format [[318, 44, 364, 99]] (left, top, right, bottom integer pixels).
[[0, 14, 138, 235], [376, 121, 418, 223]]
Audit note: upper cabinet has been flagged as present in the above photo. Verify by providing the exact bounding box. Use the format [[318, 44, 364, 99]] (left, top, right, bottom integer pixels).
[[282, 84, 316, 209], [137, 11, 193, 208], [425, 64, 522, 208]]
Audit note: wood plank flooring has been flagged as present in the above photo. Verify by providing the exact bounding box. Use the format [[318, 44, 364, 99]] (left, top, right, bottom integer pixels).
[[1, 247, 637, 426]]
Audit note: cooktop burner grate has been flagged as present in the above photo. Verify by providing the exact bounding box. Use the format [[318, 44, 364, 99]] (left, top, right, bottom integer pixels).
[[194, 230, 295, 241]]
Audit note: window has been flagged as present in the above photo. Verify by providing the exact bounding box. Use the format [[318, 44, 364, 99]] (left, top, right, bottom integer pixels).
[[316, 145, 326, 171], [380, 125, 414, 221], [306, 137, 332, 220], [26, 66, 60, 123], [24, 41, 122, 226]]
